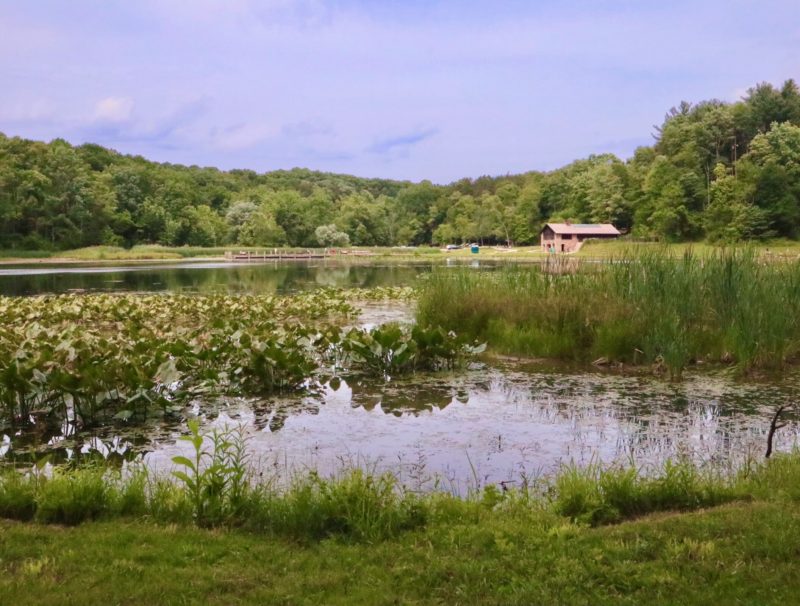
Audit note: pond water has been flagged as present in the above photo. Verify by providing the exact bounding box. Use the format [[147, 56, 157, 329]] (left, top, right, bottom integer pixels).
[[1, 259, 798, 491], [0, 258, 474, 296], [12, 353, 797, 493]]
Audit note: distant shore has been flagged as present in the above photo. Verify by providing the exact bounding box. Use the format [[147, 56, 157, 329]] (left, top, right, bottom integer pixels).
[[1, 239, 799, 266]]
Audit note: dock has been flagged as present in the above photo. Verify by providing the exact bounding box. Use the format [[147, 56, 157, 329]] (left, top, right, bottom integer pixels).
[[225, 249, 375, 261]]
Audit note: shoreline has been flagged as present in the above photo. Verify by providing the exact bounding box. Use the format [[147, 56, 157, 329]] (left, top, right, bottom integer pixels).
[[2, 239, 800, 266]]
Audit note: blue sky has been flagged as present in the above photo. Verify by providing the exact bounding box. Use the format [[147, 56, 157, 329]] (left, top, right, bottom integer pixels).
[[1, 0, 798, 183]]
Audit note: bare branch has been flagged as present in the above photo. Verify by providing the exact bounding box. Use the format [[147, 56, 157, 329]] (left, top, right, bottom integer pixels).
[[766, 405, 788, 459]]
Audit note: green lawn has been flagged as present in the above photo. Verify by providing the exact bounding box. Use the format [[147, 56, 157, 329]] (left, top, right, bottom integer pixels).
[[1, 500, 798, 605]]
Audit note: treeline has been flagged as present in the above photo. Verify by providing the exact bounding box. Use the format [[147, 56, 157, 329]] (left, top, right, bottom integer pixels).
[[1, 79, 799, 250]]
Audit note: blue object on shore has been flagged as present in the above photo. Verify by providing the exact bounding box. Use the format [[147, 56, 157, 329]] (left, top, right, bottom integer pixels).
[[471, 245, 479, 254]]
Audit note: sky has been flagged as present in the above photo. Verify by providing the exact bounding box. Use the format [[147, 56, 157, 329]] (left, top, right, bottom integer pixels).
[[1, 0, 798, 183]]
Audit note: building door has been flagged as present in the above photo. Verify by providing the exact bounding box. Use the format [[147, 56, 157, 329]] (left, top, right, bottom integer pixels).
[[561, 244, 564, 252]]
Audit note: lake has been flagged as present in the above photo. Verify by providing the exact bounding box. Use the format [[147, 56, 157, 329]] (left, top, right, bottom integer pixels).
[[2, 259, 797, 492], [0, 259, 441, 296]]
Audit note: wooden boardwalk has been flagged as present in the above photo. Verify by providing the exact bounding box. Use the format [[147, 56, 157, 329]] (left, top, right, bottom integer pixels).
[[225, 249, 375, 261]]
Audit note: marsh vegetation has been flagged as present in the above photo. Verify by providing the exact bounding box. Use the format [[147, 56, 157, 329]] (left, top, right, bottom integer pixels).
[[0, 251, 798, 605], [0, 286, 484, 433], [3, 419, 800, 539], [419, 249, 800, 377]]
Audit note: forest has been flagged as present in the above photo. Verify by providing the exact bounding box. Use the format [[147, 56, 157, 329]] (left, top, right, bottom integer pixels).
[[1, 79, 799, 250]]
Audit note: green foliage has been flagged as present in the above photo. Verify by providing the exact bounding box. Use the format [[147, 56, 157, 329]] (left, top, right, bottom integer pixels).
[[0, 470, 37, 520], [0, 289, 475, 429], [553, 460, 736, 526], [0, 291, 355, 429], [418, 250, 800, 376], [3, 439, 800, 548], [342, 323, 484, 377], [171, 420, 250, 526], [35, 466, 109, 525], [2, 78, 800, 250], [244, 470, 427, 541], [314, 223, 351, 248]]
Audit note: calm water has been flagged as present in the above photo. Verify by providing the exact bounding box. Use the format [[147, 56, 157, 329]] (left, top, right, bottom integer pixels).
[[143, 365, 798, 492], [0, 259, 443, 296], [1, 259, 797, 490], [18, 359, 796, 492]]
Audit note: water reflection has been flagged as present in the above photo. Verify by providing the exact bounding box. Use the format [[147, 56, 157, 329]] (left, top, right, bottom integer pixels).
[[135, 364, 799, 493], [5, 362, 798, 491], [0, 260, 438, 296], [2, 260, 797, 492]]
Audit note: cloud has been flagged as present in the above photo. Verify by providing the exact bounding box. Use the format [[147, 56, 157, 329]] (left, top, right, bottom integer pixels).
[[211, 122, 279, 151], [93, 97, 134, 123], [79, 97, 209, 149], [281, 120, 334, 138], [2, 1, 799, 180], [367, 128, 438, 155]]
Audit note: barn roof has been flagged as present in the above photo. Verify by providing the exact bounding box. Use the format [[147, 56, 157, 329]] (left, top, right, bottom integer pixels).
[[543, 223, 621, 236]]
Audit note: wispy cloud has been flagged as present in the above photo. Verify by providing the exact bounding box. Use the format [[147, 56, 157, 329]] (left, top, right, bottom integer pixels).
[[367, 128, 438, 155], [281, 120, 334, 138], [92, 97, 134, 123], [79, 97, 209, 148]]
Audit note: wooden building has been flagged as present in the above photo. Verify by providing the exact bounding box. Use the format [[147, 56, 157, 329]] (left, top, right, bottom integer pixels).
[[540, 223, 620, 253]]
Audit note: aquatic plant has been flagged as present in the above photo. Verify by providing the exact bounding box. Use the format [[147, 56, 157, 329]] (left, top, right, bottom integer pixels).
[[171, 420, 251, 526], [343, 323, 484, 377], [346, 286, 417, 302], [0, 290, 479, 432], [417, 248, 800, 377], [0, 291, 356, 429]]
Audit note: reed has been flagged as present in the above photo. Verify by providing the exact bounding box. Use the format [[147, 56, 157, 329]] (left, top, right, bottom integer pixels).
[[418, 248, 800, 376], [553, 458, 738, 525]]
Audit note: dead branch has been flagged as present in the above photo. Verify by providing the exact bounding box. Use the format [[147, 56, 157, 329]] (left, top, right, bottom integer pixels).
[[765, 405, 789, 459]]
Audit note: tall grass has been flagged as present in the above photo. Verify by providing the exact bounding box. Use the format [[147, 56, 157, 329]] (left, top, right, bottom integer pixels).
[[0, 249, 54, 259], [418, 249, 800, 376], [553, 459, 738, 525], [2, 421, 799, 540], [3, 448, 800, 538], [58, 246, 183, 260]]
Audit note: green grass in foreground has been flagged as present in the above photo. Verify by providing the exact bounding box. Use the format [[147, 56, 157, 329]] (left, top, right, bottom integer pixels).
[[3, 439, 799, 534], [2, 500, 799, 605], [3, 428, 799, 603]]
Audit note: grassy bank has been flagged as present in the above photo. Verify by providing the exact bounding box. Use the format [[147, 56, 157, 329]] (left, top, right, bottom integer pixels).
[[2, 453, 800, 604], [2, 502, 798, 605], [418, 248, 800, 377], [3, 415, 799, 603], [3, 418, 799, 534], [3, 239, 800, 264], [0, 245, 450, 263]]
